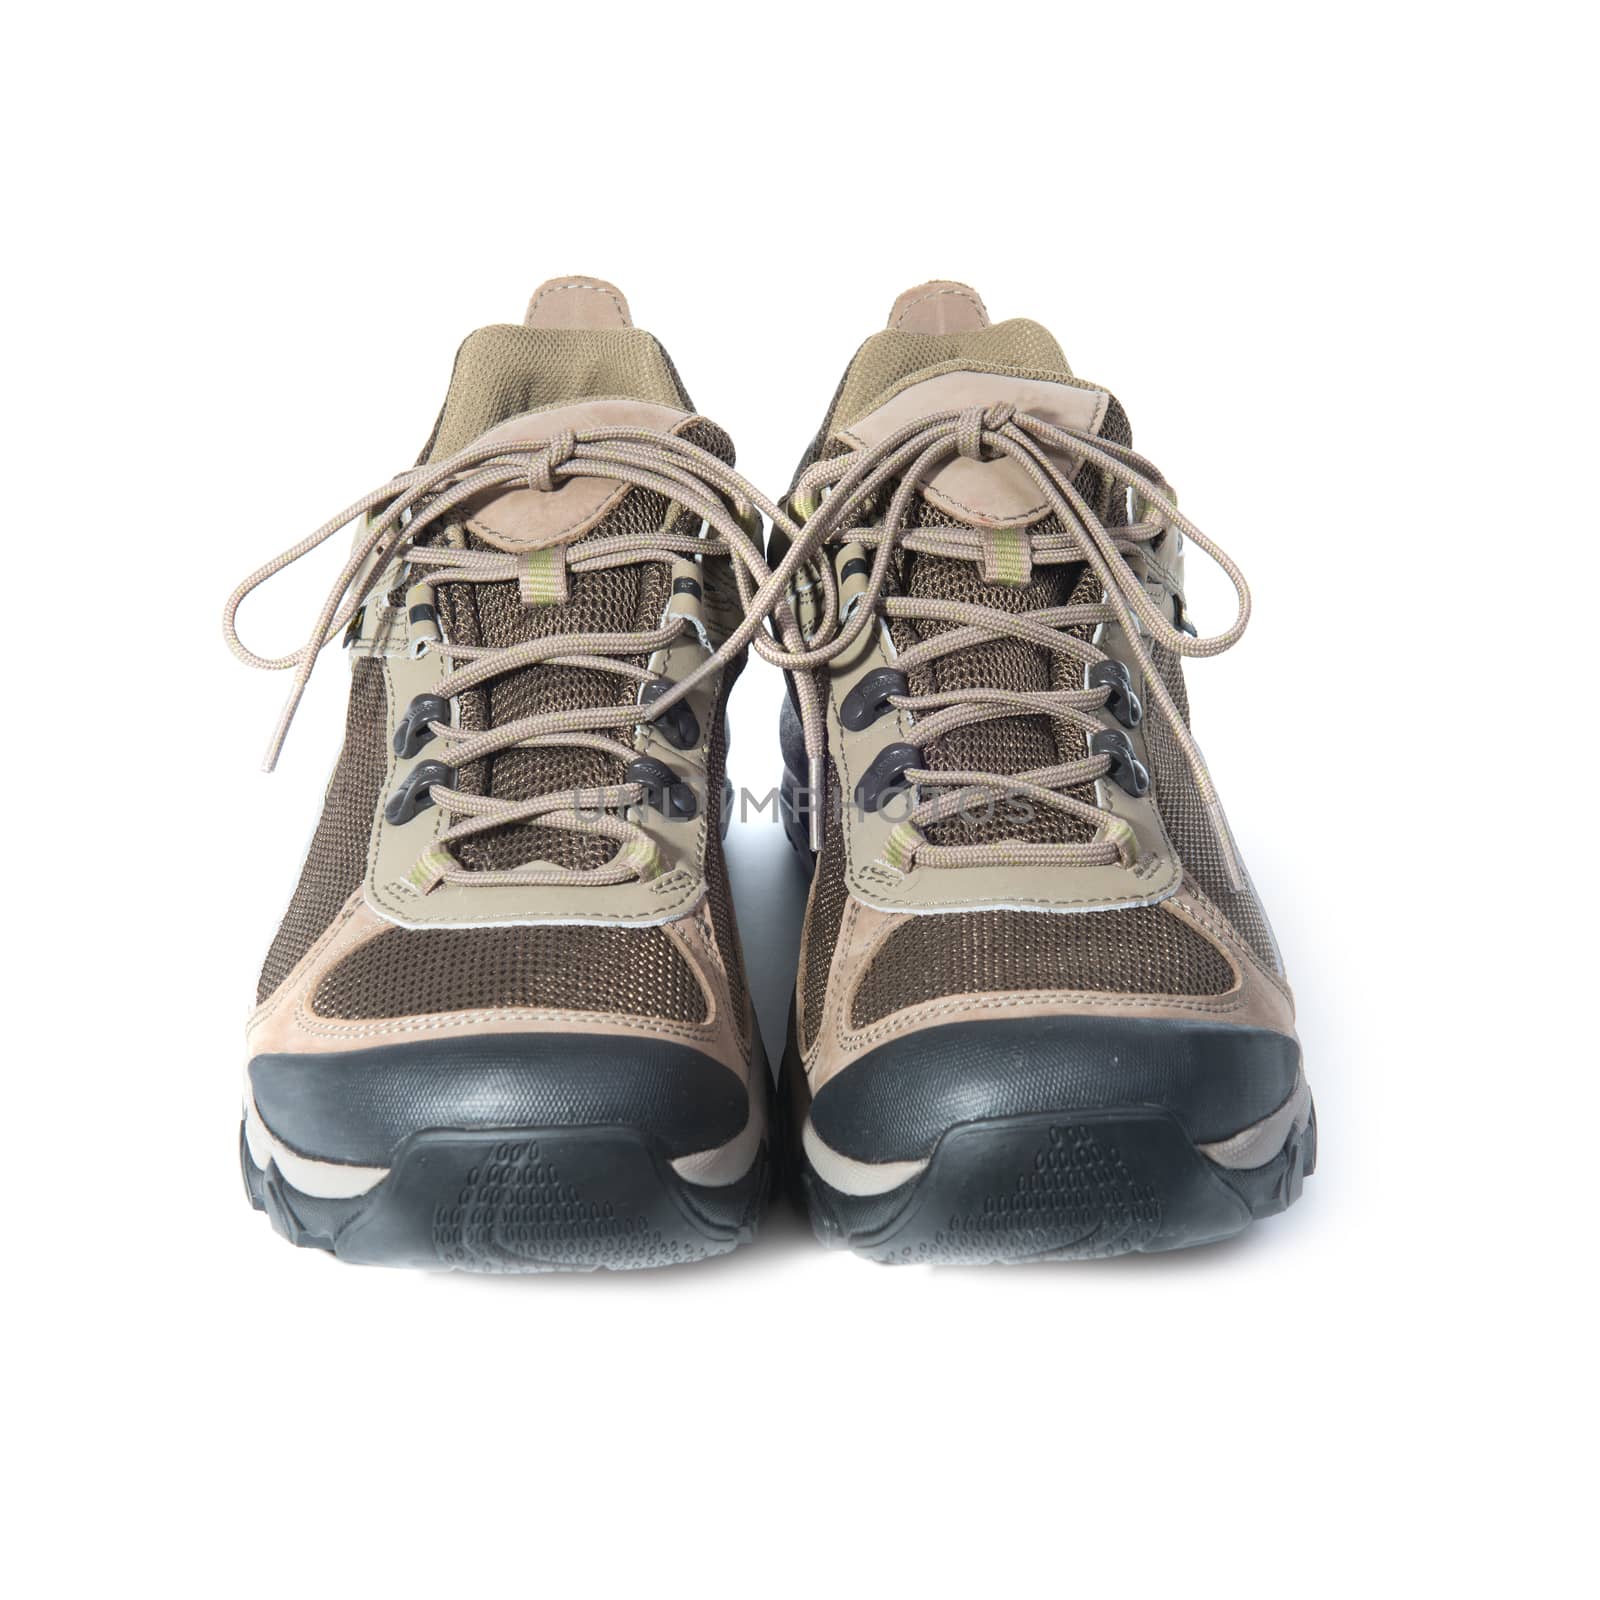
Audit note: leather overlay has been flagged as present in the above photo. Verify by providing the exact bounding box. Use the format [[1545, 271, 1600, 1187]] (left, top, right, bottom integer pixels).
[[458, 400, 701, 553], [887, 281, 991, 333], [246, 891, 752, 1085], [802, 879, 1297, 1097], [523, 276, 633, 330], [835, 372, 1111, 529]]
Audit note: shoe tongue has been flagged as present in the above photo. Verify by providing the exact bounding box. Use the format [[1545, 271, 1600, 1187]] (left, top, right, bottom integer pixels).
[[423, 277, 692, 464], [422, 278, 716, 558], [829, 282, 1113, 533], [829, 279, 1081, 434], [844, 284, 1123, 847], [421, 280, 710, 874]]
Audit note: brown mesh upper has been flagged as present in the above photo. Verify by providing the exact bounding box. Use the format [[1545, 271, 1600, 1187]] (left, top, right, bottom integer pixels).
[[256, 327, 752, 1042], [257, 660, 387, 1003], [311, 924, 707, 1023], [849, 906, 1236, 1028], [789, 330, 1272, 1047]]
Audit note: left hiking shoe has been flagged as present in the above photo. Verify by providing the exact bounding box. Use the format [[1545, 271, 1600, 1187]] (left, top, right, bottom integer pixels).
[[226, 277, 771, 1271]]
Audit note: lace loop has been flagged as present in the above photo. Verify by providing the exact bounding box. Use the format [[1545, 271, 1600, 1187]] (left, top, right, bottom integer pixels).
[[526, 428, 575, 492]]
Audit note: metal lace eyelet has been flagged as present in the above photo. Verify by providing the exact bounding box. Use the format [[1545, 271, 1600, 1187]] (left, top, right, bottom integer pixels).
[[854, 743, 923, 813], [384, 760, 455, 825], [840, 668, 909, 732], [1088, 660, 1143, 729], [639, 679, 701, 751], [393, 694, 451, 757], [1089, 729, 1151, 798], [625, 757, 698, 820]]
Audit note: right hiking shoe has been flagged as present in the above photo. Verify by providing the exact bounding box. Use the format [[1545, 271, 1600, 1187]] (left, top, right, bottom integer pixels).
[[225, 277, 771, 1271], [770, 281, 1316, 1263]]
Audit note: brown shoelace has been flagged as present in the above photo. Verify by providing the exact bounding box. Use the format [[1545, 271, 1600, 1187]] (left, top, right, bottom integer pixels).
[[225, 404, 1249, 890], [760, 402, 1252, 884], [224, 424, 815, 889]]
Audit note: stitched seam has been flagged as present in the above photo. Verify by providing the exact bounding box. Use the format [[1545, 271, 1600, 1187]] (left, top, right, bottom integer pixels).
[[1171, 883, 1295, 1006], [843, 853, 1181, 910], [842, 987, 1253, 1054], [833, 902, 1243, 1048], [889, 286, 985, 329], [921, 482, 1051, 523], [663, 908, 722, 1037], [465, 480, 628, 553], [529, 280, 629, 323], [368, 871, 706, 926], [828, 898, 898, 1060], [890, 286, 989, 328], [289, 1003, 721, 1044], [812, 893, 865, 1068], [249, 894, 365, 1028]]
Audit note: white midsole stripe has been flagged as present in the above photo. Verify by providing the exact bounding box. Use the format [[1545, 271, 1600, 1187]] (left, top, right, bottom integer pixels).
[[243, 1092, 389, 1199], [670, 1088, 766, 1187], [802, 1070, 1312, 1194], [243, 1080, 765, 1200], [802, 1119, 929, 1196]]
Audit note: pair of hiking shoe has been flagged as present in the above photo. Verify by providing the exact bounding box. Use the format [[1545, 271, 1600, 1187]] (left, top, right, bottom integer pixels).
[[228, 276, 1316, 1270]]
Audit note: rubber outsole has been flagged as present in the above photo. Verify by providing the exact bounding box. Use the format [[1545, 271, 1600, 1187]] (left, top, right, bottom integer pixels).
[[241, 1123, 769, 1272], [780, 1016, 1316, 1264]]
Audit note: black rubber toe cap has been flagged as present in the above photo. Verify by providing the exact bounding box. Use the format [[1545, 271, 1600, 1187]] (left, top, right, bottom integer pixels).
[[809, 1016, 1300, 1164], [249, 1033, 748, 1165]]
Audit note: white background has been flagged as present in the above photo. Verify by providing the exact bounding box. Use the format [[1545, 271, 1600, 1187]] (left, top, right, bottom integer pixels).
[[6, 3, 1593, 1594]]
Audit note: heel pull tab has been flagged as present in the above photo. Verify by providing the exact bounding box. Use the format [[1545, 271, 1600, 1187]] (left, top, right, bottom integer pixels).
[[886, 280, 990, 333], [524, 276, 633, 329]]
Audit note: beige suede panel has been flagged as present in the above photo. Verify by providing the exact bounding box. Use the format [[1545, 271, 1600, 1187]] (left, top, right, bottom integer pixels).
[[887, 281, 991, 333], [245, 892, 752, 1085], [460, 400, 696, 553], [835, 372, 1111, 530], [523, 276, 633, 330], [802, 881, 1296, 1097]]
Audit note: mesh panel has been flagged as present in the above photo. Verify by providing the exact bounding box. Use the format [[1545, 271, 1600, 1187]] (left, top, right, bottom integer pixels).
[[420, 325, 691, 462], [850, 906, 1236, 1027], [1143, 644, 1284, 975], [311, 924, 707, 1023], [828, 319, 1075, 431], [257, 661, 387, 1003], [800, 764, 848, 1053]]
